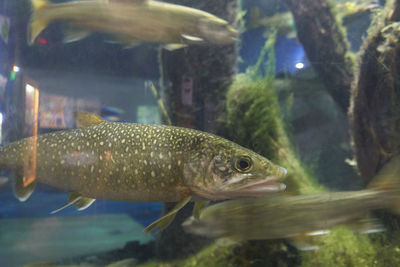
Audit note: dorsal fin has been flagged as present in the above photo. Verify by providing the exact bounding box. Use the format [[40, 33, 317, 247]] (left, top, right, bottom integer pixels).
[[75, 112, 105, 127]]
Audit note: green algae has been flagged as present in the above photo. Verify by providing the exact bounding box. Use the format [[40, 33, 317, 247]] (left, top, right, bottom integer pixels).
[[300, 226, 400, 267], [138, 243, 234, 267], [223, 32, 323, 195], [224, 72, 322, 195]]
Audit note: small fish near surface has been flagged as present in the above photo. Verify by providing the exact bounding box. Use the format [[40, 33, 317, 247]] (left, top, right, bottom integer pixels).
[[28, 0, 238, 49], [183, 155, 400, 243], [2, 112, 287, 232]]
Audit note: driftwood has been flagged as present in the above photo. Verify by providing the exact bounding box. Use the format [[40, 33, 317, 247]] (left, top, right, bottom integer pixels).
[[283, 0, 354, 113], [349, 0, 400, 184]]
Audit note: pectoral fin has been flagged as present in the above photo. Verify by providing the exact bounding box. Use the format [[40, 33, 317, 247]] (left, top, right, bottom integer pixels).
[[216, 237, 241, 247], [144, 196, 191, 233], [193, 200, 209, 219], [12, 169, 37, 202], [51, 192, 95, 214], [181, 34, 204, 42], [63, 26, 91, 43], [105, 36, 140, 49], [289, 235, 319, 251], [346, 217, 385, 234], [163, 43, 187, 51]]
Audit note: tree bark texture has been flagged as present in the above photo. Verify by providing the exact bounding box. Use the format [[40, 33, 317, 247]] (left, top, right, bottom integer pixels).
[[349, 0, 400, 184], [283, 0, 354, 113]]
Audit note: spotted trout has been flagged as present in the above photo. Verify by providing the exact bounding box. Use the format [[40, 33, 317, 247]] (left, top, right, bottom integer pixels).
[[2, 113, 286, 232], [28, 0, 238, 48], [183, 155, 400, 240]]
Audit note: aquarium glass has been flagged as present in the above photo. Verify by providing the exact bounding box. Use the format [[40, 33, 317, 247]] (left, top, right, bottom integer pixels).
[[1, 0, 399, 266]]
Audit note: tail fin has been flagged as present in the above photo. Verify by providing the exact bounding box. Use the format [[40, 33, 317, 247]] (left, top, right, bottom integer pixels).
[[368, 155, 400, 190], [28, 0, 51, 45], [368, 155, 400, 213]]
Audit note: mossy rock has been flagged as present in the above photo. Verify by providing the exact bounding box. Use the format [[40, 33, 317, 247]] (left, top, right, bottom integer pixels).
[[224, 73, 322, 194]]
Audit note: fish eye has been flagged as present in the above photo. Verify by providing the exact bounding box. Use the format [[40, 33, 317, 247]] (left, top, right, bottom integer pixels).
[[234, 156, 253, 172]]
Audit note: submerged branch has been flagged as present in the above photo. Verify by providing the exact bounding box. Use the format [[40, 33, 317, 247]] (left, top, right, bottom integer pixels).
[[283, 0, 354, 113]]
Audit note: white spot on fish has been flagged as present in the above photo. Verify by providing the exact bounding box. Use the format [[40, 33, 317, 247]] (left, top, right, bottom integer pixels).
[[100, 141, 104, 146], [91, 166, 94, 173], [151, 171, 155, 177]]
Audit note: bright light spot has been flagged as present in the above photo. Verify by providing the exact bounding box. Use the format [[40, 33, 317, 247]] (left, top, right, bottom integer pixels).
[[13, 65, 20, 72], [0, 113, 3, 125], [295, 62, 304, 69], [26, 84, 35, 94]]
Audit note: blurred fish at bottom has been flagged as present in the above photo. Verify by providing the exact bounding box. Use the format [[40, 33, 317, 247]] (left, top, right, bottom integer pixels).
[[183, 155, 400, 242]]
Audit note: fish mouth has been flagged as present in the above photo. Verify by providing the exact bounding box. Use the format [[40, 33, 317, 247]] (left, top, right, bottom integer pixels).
[[235, 176, 286, 195], [232, 167, 287, 196]]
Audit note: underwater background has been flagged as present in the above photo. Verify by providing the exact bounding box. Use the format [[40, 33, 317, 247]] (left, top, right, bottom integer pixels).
[[2, 0, 400, 266]]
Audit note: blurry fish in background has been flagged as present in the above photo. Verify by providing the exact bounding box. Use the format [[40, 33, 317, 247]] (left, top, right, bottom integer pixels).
[[337, 1, 380, 24], [28, 0, 238, 49], [2, 112, 287, 233], [248, 1, 380, 39], [183, 155, 400, 245], [101, 106, 125, 122], [248, 9, 297, 39]]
